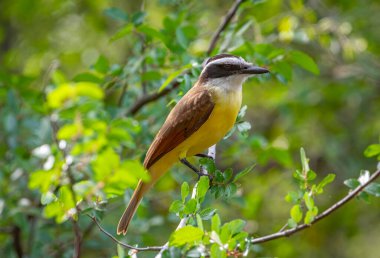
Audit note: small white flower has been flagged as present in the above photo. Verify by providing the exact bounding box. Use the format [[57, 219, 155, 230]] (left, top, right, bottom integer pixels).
[[11, 168, 23, 181], [43, 155, 55, 170], [67, 208, 77, 217], [18, 198, 31, 207], [65, 155, 73, 165], [32, 144, 51, 158], [358, 170, 370, 185], [59, 140, 67, 150], [0, 199, 4, 215]]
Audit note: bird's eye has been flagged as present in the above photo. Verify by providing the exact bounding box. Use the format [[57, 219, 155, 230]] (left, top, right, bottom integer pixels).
[[223, 64, 232, 69]]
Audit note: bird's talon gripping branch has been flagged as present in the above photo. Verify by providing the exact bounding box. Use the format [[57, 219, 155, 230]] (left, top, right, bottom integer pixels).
[[179, 158, 213, 181], [180, 158, 201, 175]]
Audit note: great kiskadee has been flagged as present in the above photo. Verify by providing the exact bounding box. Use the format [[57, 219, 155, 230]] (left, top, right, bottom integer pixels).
[[117, 54, 269, 235]]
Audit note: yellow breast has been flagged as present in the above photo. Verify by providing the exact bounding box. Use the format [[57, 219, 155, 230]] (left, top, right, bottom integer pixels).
[[181, 87, 242, 157]]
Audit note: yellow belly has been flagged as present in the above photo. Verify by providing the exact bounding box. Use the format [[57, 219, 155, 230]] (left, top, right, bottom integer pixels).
[[147, 87, 242, 184], [177, 88, 242, 158]]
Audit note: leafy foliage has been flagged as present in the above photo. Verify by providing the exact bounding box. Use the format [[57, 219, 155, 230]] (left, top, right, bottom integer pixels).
[[0, 0, 379, 258]]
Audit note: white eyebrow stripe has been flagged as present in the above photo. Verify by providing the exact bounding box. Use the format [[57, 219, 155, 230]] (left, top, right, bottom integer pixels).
[[203, 57, 250, 71]]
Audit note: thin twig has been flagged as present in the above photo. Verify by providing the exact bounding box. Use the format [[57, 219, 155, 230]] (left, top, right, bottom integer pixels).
[[127, 81, 180, 115], [12, 226, 23, 258], [88, 215, 162, 251], [207, 0, 247, 55], [251, 168, 380, 244], [118, 82, 129, 107]]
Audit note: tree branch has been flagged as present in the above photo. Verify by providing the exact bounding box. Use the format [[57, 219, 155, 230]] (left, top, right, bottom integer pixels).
[[89, 146, 216, 255], [251, 167, 380, 244], [207, 0, 247, 55], [87, 215, 162, 252], [127, 81, 180, 115]]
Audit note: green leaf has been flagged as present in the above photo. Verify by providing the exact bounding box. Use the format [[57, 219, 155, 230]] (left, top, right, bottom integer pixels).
[[199, 157, 216, 174], [196, 214, 203, 231], [176, 27, 188, 49], [104, 7, 128, 21], [211, 214, 221, 233], [364, 183, 380, 197], [122, 160, 150, 182], [169, 200, 184, 214], [290, 50, 320, 75], [199, 207, 216, 220], [184, 199, 197, 214], [228, 219, 246, 235], [73, 72, 102, 83], [41, 191, 57, 205], [223, 168, 233, 182], [131, 11, 146, 26], [232, 231, 248, 243], [196, 176, 209, 201], [227, 183, 237, 197], [158, 63, 192, 92], [141, 71, 162, 82], [181, 182, 189, 202], [110, 24, 133, 41], [273, 61, 293, 83], [73, 180, 96, 197], [211, 243, 226, 258], [306, 170, 317, 181], [233, 165, 254, 183], [57, 123, 81, 140], [138, 25, 165, 42], [300, 147, 310, 174], [304, 207, 318, 224], [344, 178, 360, 189], [285, 191, 300, 203], [303, 192, 314, 210], [316, 173, 336, 193], [288, 218, 297, 228], [358, 191, 370, 202], [169, 226, 203, 247], [290, 204, 303, 223], [93, 55, 109, 73], [364, 144, 380, 158]]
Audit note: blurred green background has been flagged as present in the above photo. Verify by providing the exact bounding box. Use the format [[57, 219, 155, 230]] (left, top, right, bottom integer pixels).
[[1, 0, 379, 257]]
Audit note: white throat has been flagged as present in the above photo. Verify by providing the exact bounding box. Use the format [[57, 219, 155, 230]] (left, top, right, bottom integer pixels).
[[206, 74, 248, 92]]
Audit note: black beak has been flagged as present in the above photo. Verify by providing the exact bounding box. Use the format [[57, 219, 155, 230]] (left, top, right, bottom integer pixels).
[[240, 65, 269, 75]]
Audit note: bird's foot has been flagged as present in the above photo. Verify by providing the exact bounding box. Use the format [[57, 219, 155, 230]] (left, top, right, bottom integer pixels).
[[180, 158, 213, 181]]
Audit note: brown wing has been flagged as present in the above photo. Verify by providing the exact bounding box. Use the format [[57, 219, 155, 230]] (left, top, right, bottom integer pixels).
[[143, 86, 215, 169]]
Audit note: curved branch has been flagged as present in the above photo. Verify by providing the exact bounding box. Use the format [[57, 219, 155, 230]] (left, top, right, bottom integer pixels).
[[88, 215, 163, 252], [207, 0, 247, 55], [251, 167, 380, 244], [127, 81, 180, 115]]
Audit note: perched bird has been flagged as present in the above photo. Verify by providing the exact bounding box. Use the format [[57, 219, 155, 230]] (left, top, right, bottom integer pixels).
[[117, 54, 269, 235]]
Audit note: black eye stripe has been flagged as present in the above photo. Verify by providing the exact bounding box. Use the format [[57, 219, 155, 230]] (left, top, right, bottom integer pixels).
[[219, 63, 240, 70]]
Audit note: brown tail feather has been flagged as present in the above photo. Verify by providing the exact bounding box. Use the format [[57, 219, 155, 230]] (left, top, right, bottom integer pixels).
[[117, 180, 146, 235]]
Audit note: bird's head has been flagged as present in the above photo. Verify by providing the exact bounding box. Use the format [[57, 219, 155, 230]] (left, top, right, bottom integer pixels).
[[199, 54, 269, 89]]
